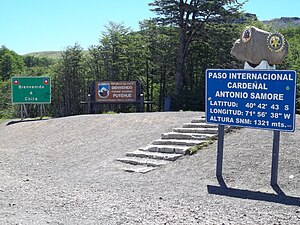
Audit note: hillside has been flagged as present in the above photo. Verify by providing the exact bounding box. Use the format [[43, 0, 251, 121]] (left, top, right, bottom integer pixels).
[[263, 17, 300, 30], [24, 50, 89, 60], [24, 51, 63, 60]]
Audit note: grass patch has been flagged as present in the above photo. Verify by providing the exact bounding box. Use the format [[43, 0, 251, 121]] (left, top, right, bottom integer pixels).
[[102, 111, 118, 114], [187, 137, 217, 155]]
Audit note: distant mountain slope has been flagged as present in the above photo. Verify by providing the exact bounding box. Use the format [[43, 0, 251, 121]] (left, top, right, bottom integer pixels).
[[262, 17, 300, 30], [24, 51, 62, 60], [24, 50, 90, 60]]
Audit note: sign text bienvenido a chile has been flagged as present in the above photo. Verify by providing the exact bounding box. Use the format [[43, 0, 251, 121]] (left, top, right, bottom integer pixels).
[[11, 77, 51, 104], [206, 69, 297, 132]]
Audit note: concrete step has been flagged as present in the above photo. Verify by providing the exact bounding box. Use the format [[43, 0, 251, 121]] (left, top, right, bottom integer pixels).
[[139, 144, 190, 154], [173, 127, 219, 134], [152, 139, 207, 147], [182, 122, 217, 129], [126, 150, 184, 161], [122, 166, 157, 173], [161, 132, 217, 140], [191, 118, 206, 123], [116, 157, 167, 167]]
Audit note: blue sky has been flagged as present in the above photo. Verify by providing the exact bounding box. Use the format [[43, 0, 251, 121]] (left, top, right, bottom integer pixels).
[[0, 0, 299, 55], [243, 0, 300, 21]]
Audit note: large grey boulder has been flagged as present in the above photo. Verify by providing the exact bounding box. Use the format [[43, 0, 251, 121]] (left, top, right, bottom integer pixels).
[[230, 26, 288, 65]]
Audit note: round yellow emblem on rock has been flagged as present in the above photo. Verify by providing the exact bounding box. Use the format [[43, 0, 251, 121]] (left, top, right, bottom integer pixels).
[[267, 33, 285, 52]]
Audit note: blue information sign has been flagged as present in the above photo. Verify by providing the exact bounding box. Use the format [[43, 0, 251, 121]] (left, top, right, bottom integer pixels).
[[205, 69, 297, 132]]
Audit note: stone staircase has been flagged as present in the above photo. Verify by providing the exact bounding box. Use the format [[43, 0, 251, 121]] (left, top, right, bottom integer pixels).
[[116, 117, 227, 173]]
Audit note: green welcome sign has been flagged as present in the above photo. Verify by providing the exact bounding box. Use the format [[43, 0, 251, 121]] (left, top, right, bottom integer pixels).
[[11, 76, 51, 104]]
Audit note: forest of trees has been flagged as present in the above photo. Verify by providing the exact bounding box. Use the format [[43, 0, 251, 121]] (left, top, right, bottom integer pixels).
[[0, 0, 299, 119]]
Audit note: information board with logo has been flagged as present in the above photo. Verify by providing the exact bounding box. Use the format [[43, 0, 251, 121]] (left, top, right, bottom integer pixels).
[[95, 81, 137, 103], [11, 76, 51, 104], [205, 69, 297, 132]]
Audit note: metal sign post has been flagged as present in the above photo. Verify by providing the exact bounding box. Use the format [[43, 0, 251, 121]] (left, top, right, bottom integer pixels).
[[20, 104, 24, 121], [20, 104, 28, 121], [271, 130, 280, 186], [216, 125, 225, 178], [40, 104, 46, 119]]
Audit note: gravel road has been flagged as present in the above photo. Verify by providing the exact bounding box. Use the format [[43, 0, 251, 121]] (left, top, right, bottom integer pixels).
[[0, 111, 299, 225]]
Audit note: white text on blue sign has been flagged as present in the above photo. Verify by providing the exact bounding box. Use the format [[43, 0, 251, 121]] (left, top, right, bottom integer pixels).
[[205, 69, 297, 132]]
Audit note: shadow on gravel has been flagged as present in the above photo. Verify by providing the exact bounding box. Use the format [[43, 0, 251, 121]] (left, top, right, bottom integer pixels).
[[6, 118, 49, 126], [207, 177, 300, 206]]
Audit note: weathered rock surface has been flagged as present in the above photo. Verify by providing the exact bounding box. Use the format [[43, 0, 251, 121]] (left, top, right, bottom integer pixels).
[[231, 26, 288, 65]]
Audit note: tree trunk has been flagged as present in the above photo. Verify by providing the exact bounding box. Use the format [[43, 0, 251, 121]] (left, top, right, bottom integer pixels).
[[175, 0, 193, 96], [175, 27, 193, 96], [175, 44, 185, 96]]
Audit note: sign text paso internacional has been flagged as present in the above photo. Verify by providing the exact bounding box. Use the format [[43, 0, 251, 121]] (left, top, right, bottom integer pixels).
[[95, 81, 137, 102], [11, 76, 51, 104], [205, 69, 297, 132]]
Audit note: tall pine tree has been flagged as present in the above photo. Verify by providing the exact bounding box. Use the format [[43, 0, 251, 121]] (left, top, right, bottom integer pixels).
[[149, 0, 243, 97]]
